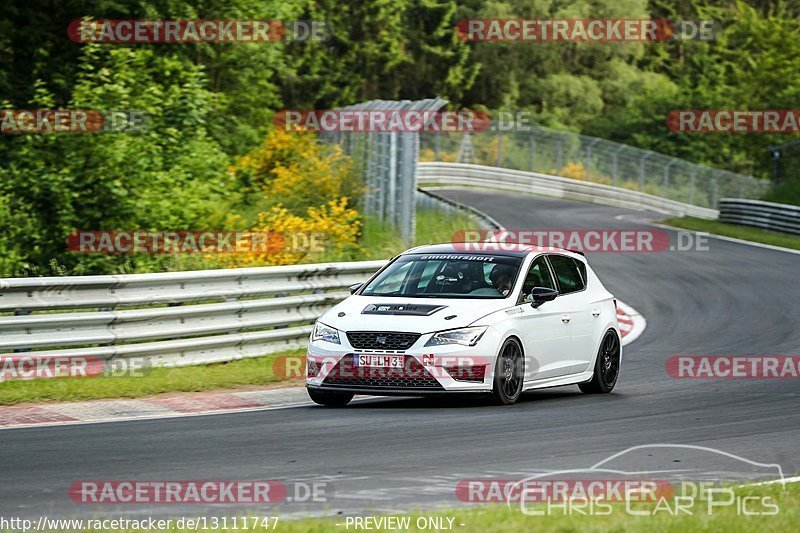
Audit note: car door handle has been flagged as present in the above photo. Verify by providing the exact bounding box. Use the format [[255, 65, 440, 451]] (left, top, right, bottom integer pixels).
[[592, 309, 601, 317], [561, 314, 571, 323]]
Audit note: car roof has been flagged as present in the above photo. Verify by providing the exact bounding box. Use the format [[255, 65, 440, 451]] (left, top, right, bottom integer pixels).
[[403, 242, 585, 260]]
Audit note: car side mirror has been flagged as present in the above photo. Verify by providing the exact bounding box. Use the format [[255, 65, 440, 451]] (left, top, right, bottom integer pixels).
[[529, 287, 558, 308], [349, 283, 363, 295]]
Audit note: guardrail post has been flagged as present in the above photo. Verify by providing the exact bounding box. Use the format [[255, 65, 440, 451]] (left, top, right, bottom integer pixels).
[[688, 169, 697, 205], [12, 309, 31, 353]]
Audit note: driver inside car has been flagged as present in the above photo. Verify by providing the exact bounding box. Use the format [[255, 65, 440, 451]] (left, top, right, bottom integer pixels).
[[489, 264, 515, 296]]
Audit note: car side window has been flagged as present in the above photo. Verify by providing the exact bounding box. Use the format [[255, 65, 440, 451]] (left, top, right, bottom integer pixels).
[[574, 258, 587, 286], [521, 256, 556, 296], [548, 255, 585, 294]]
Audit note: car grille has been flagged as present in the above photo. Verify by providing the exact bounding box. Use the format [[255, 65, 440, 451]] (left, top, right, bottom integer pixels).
[[345, 331, 421, 351], [322, 355, 443, 390]]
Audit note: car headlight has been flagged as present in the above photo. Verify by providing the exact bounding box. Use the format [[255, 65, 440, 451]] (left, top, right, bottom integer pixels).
[[425, 326, 487, 347], [312, 322, 341, 344]]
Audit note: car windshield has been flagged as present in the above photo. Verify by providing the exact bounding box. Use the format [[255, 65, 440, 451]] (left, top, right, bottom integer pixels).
[[360, 253, 523, 299]]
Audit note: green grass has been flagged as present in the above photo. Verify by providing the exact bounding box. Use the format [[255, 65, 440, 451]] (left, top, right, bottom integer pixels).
[[0, 350, 305, 406], [662, 216, 800, 251], [35, 481, 799, 532], [415, 209, 479, 246], [762, 179, 800, 207], [284, 481, 798, 532], [355, 209, 477, 260]]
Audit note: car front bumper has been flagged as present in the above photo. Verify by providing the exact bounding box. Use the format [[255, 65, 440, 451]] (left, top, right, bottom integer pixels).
[[305, 329, 502, 395]]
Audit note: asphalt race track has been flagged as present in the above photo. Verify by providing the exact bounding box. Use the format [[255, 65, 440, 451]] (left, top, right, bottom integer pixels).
[[2, 190, 799, 520]]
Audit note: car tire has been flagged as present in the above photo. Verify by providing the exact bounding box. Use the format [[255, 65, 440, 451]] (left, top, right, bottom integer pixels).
[[307, 388, 354, 407], [579, 329, 620, 394], [492, 338, 525, 405]]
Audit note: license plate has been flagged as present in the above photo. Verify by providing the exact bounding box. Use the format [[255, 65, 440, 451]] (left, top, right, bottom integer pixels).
[[354, 354, 404, 368]]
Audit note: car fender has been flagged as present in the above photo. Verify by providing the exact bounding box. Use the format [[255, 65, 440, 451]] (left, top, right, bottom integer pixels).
[[588, 322, 623, 370]]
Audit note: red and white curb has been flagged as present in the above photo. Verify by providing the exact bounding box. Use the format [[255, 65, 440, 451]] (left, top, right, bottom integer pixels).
[[0, 300, 646, 430], [0, 387, 314, 430], [617, 299, 646, 347]]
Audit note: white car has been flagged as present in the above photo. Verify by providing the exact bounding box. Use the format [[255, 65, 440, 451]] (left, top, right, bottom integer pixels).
[[306, 243, 620, 406]]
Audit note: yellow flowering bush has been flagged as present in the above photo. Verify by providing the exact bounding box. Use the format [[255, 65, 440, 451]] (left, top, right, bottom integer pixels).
[[211, 130, 364, 267], [553, 162, 614, 185], [214, 199, 362, 267], [230, 130, 357, 213], [419, 146, 460, 163], [557, 162, 588, 180], [419, 148, 437, 162]]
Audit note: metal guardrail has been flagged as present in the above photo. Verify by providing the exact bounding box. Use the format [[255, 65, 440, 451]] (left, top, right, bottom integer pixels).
[[719, 199, 800, 236], [0, 261, 387, 368], [417, 162, 719, 219], [420, 128, 769, 209], [415, 188, 503, 230], [0, 188, 501, 373]]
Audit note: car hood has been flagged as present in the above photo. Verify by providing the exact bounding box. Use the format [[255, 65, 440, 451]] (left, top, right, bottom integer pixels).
[[318, 295, 513, 334]]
